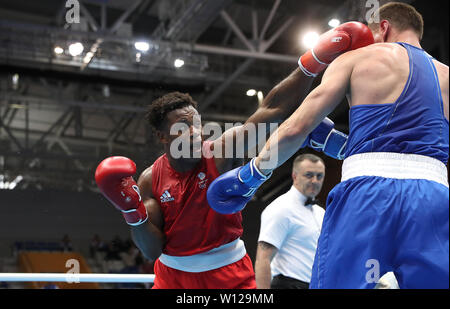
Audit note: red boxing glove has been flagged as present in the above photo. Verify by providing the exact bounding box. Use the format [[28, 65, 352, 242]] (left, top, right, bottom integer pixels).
[[95, 156, 148, 226], [299, 21, 375, 77]]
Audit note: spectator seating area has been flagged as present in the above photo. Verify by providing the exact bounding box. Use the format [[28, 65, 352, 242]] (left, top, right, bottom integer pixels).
[[13, 241, 66, 253], [89, 235, 154, 289], [1, 234, 154, 289], [18, 251, 99, 289]]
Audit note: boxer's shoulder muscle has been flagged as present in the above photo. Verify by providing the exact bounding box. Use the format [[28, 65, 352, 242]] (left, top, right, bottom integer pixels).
[[349, 43, 409, 106], [137, 165, 165, 229], [433, 60, 449, 92], [137, 165, 154, 199], [434, 61, 449, 120], [351, 43, 405, 76]]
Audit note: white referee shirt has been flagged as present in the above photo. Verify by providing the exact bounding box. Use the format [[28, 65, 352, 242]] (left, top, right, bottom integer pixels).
[[258, 186, 325, 283]]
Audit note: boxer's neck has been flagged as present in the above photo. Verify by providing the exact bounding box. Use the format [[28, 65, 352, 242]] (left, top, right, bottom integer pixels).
[[166, 153, 201, 173], [389, 30, 422, 49]]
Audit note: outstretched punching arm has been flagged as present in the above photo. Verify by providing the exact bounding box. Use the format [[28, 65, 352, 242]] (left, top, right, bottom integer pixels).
[[255, 50, 357, 175], [211, 22, 373, 173], [207, 48, 359, 215]]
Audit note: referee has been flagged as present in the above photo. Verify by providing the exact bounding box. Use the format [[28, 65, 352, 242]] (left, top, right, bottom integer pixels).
[[255, 154, 326, 289]]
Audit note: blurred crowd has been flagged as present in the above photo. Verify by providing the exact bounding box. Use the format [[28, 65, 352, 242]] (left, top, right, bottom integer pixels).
[[89, 234, 155, 289], [4, 234, 155, 289]]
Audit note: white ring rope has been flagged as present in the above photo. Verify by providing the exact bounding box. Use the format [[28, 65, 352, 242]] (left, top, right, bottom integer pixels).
[[0, 273, 155, 283]]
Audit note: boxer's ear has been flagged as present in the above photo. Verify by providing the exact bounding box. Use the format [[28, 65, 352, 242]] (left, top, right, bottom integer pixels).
[[380, 20, 390, 42]]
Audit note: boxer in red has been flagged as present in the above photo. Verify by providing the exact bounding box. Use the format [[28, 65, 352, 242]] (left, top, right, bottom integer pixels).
[[95, 22, 374, 289]]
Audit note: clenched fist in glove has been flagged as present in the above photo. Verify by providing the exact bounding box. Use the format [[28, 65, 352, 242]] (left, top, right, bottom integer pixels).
[[95, 156, 148, 226], [299, 21, 375, 77]]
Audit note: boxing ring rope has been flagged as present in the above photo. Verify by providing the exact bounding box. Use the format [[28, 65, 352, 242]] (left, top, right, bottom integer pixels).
[[0, 273, 155, 283]]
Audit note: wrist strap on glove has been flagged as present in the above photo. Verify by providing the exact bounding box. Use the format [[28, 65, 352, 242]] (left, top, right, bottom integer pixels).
[[120, 184, 148, 226], [238, 158, 272, 197]]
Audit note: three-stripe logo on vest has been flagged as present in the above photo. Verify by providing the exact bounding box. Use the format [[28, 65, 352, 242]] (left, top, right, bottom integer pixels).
[[160, 190, 175, 203]]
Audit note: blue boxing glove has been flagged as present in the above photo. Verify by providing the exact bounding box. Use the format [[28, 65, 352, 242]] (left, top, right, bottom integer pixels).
[[207, 158, 272, 215], [303, 118, 348, 160]]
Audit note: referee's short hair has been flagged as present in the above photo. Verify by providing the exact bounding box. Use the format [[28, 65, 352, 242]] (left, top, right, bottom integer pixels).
[[292, 154, 324, 171]]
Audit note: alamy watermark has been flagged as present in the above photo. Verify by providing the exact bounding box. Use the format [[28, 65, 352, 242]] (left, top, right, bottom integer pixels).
[[365, 259, 381, 284], [66, 258, 80, 283], [65, 0, 80, 24], [365, 0, 380, 24], [65, 0, 108, 24]]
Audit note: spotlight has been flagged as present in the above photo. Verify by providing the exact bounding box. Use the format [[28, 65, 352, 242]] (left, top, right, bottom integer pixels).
[[302, 31, 320, 49], [174, 58, 185, 68], [134, 41, 150, 52], [328, 19, 341, 28], [12, 73, 19, 90], [102, 85, 110, 98], [54, 46, 64, 54], [246, 89, 257, 97], [68, 42, 84, 56], [8, 175, 23, 190], [83, 51, 94, 64], [14, 175, 23, 183], [257, 91, 264, 102]]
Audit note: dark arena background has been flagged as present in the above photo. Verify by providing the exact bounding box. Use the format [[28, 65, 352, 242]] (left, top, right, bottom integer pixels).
[[0, 0, 448, 292]]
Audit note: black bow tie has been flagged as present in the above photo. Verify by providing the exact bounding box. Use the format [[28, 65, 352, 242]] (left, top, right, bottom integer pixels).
[[304, 197, 318, 206]]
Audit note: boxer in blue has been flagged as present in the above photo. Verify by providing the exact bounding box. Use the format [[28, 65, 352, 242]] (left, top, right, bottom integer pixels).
[[207, 2, 449, 289]]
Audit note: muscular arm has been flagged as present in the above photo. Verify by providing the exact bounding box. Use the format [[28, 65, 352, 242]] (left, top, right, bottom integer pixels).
[[131, 166, 165, 261], [212, 69, 314, 173], [255, 51, 357, 174], [246, 68, 314, 125], [255, 241, 278, 289], [434, 60, 449, 121]]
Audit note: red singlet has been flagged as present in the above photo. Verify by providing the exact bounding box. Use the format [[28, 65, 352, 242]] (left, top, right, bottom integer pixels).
[[151, 142, 243, 256]]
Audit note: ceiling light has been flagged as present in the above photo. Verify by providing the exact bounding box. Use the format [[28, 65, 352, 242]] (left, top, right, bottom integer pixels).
[[68, 42, 84, 56], [134, 41, 150, 52], [54, 46, 64, 54], [257, 91, 264, 101], [102, 85, 110, 98], [328, 19, 341, 28], [8, 175, 23, 190], [302, 31, 320, 49], [246, 89, 257, 97], [12, 73, 19, 90], [83, 51, 94, 64], [13, 175, 23, 183], [174, 58, 185, 68]]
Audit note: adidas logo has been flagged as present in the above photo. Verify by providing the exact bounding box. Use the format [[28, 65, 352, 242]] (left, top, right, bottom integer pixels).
[[197, 172, 208, 189], [160, 190, 175, 203]]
